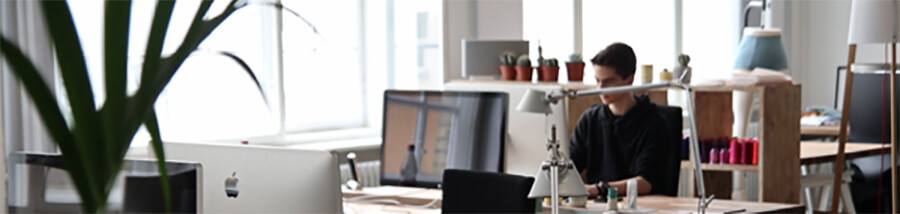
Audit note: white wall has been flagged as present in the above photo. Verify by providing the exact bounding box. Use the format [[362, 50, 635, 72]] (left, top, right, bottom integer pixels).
[[442, 0, 524, 83], [786, 0, 887, 108]]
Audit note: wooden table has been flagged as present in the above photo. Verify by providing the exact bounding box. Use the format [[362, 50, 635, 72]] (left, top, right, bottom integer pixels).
[[800, 125, 844, 136], [343, 186, 804, 213], [558, 195, 804, 213], [800, 141, 889, 165]]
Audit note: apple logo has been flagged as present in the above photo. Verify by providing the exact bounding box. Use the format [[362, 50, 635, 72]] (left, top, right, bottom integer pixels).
[[225, 171, 239, 198]]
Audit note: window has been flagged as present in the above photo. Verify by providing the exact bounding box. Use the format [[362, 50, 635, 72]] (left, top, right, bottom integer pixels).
[[582, 0, 676, 84], [65, 0, 443, 145]]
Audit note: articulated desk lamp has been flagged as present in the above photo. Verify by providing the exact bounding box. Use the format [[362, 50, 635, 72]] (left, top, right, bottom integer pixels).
[[517, 82, 711, 214]]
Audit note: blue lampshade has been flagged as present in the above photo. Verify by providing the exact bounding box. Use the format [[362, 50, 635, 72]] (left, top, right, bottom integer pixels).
[[734, 28, 788, 71]]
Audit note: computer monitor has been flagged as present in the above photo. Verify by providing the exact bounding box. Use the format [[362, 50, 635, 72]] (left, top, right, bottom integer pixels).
[[462, 40, 530, 79], [158, 142, 343, 213], [846, 72, 900, 142], [380, 90, 508, 188]]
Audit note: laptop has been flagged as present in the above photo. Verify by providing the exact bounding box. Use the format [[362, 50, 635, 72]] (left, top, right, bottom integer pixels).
[[155, 142, 343, 213]]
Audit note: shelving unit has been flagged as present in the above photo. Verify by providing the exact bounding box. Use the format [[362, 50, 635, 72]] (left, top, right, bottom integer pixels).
[[563, 83, 802, 204]]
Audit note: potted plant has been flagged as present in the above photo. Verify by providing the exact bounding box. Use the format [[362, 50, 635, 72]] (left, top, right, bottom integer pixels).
[[566, 53, 585, 82], [515, 54, 533, 82], [674, 54, 692, 83], [0, 1, 300, 212], [539, 58, 559, 82], [499, 51, 517, 80]]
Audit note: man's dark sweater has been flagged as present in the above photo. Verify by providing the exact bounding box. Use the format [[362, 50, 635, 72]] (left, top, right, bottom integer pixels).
[[569, 95, 669, 194]]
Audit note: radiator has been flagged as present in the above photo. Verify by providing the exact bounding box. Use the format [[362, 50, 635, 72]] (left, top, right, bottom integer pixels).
[[339, 160, 380, 187]]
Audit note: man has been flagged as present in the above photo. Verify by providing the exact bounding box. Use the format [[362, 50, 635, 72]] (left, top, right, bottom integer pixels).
[[569, 43, 670, 197]]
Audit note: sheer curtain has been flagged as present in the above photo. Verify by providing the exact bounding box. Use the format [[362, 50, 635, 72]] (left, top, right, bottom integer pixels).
[[1, 0, 57, 210]]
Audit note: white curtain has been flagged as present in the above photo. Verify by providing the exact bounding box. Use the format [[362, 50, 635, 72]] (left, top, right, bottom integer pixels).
[[1, 0, 58, 210]]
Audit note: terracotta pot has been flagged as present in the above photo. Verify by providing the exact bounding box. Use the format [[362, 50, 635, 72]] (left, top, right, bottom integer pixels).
[[515, 66, 533, 82], [566, 62, 585, 82], [499, 65, 516, 80], [539, 66, 559, 82]]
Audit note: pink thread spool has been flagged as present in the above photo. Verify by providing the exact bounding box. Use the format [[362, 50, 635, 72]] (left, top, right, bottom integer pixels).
[[729, 138, 741, 164], [719, 149, 729, 164], [709, 148, 719, 164]]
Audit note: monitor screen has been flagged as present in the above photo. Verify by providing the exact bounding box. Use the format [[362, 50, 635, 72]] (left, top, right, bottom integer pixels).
[[380, 90, 507, 188]]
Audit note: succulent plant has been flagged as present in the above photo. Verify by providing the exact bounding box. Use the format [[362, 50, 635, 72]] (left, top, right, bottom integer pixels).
[[542, 58, 559, 67], [517, 54, 531, 67], [568, 53, 583, 63], [499, 51, 517, 66], [678, 54, 691, 67]]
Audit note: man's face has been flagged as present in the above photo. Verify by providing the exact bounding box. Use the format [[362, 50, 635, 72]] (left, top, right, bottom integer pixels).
[[594, 65, 634, 104]]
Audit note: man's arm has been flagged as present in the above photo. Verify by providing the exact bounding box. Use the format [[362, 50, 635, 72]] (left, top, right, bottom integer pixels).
[[584, 176, 652, 197]]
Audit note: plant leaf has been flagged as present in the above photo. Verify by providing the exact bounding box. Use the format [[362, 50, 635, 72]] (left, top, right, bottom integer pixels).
[[139, 0, 176, 108], [201, 49, 268, 105], [259, 2, 320, 35], [144, 109, 171, 213], [0, 36, 96, 211], [102, 0, 132, 178], [40, 1, 106, 210]]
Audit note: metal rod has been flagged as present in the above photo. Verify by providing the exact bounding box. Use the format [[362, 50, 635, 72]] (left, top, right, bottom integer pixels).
[[550, 164, 559, 214], [681, 85, 708, 214], [891, 42, 897, 214], [548, 82, 674, 102]]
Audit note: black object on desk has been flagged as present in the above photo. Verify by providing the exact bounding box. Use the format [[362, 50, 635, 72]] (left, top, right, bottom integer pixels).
[[442, 169, 535, 213]]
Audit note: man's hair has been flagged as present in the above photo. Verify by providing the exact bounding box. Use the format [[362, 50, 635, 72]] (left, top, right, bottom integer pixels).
[[590, 43, 636, 79]]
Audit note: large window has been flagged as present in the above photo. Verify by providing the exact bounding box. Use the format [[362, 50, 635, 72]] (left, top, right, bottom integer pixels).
[[65, 0, 443, 145]]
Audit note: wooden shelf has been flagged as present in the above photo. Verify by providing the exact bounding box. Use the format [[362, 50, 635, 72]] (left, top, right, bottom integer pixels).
[[680, 161, 758, 172]]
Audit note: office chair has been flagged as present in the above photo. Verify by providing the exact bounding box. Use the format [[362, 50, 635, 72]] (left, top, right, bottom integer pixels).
[[441, 169, 536, 213], [842, 72, 899, 213], [656, 105, 683, 196]]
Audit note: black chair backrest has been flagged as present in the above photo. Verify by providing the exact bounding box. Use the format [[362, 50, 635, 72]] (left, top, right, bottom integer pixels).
[[441, 169, 535, 213], [657, 105, 683, 196]]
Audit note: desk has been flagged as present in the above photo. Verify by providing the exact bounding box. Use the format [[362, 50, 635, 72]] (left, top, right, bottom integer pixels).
[[800, 141, 888, 165], [800, 125, 844, 137], [798, 141, 890, 213], [343, 186, 804, 213], [558, 195, 804, 213]]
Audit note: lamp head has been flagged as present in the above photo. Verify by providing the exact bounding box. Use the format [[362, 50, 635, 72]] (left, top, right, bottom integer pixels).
[[517, 89, 553, 114], [527, 162, 590, 198], [848, 0, 900, 44]]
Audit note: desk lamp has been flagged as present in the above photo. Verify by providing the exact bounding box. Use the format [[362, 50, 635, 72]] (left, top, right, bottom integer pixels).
[[834, 0, 899, 212], [517, 82, 712, 214]]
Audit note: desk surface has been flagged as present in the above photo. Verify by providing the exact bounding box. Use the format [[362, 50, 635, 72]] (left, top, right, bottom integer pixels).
[[343, 186, 804, 213], [560, 195, 804, 213], [800, 125, 843, 136], [800, 141, 889, 165]]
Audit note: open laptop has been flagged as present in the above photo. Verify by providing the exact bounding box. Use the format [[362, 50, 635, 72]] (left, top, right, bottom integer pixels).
[[156, 141, 342, 213]]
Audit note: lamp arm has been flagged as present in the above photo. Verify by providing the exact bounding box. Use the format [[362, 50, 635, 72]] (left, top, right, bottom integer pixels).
[[554, 82, 674, 100]]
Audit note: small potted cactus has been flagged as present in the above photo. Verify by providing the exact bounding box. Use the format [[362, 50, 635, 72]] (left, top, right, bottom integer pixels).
[[566, 53, 585, 82], [674, 54, 692, 83], [515, 54, 533, 82], [499, 51, 517, 80], [539, 58, 560, 82]]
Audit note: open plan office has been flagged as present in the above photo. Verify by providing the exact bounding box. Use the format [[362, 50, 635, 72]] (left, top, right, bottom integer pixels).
[[1, 0, 899, 213]]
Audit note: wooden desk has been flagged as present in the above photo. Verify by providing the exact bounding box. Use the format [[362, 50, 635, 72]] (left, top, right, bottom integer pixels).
[[800, 125, 844, 137], [558, 195, 804, 213], [800, 141, 888, 165], [343, 187, 804, 213]]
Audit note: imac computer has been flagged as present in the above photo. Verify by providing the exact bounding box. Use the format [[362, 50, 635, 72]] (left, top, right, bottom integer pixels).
[[158, 142, 342, 213], [380, 90, 508, 188], [462, 40, 529, 80]]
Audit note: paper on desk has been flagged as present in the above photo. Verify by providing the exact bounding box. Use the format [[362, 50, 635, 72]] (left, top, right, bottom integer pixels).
[[729, 68, 792, 86]]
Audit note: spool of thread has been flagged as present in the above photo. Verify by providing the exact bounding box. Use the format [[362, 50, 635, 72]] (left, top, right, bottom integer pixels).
[[682, 136, 690, 160], [743, 139, 754, 165], [608, 187, 619, 211], [700, 139, 710, 163], [709, 148, 719, 164], [626, 179, 638, 209], [719, 149, 729, 164], [752, 139, 760, 165], [729, 138, 740, 164]]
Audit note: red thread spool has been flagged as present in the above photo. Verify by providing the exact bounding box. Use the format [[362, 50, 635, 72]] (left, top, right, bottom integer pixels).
[[752, 139, 760, 165], [729, 138, 741, 164], [743, 138, 754, 165]]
